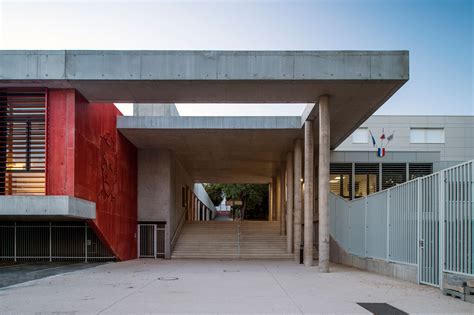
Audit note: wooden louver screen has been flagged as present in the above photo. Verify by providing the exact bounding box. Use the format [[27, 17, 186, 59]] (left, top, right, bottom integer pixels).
[[0, 90, 46, 195]]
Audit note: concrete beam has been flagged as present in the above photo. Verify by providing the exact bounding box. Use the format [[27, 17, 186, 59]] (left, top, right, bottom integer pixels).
[[0, 50, 409, 82], [0, 196, 95, 220], [118, 116, 302, 130]]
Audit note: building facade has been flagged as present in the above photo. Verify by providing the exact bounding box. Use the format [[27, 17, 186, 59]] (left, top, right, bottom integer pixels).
[[330, 115, 474, 200]]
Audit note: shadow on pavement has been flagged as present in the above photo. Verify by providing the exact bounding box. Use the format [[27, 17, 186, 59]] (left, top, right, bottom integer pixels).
[[0, 261, 109, 289]]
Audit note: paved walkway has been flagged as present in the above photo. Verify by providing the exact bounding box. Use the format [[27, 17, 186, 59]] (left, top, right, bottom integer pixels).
[[0, 259, 472, 314]]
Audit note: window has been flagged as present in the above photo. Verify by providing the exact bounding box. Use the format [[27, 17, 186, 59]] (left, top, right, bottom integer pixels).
[[0, 90, 46, 195], [330, 164, 352, 199], [382, 164, 406, 190], [409, 163, 433, 180], [354, 164, 379, 198], [352, 128, 368, 144], [410, 128, 445, 144]]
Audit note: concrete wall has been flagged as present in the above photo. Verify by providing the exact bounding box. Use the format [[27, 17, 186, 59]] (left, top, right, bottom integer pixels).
[[336, 115, 474, 170], [330, 237, 418, 284], [193, 184, 217, 217], [138, 149, 172, 223], [133, 104, 179, 117], [137, 149, 214, 258]]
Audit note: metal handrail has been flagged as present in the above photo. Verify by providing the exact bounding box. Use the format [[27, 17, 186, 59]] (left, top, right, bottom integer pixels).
[[171, 208, 187, 251]]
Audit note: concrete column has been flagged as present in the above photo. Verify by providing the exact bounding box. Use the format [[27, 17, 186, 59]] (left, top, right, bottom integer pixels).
[[286, 151, 294, 253], [304, 120, 314, 266], [293, 139, 303, 263], [318, 95, 330, 273], [268, 183, 273, 221], [194, 197, 198, 221], [276, 173, 281, 224], [280, 163, 286, 235], [272, 177, 278, 221]]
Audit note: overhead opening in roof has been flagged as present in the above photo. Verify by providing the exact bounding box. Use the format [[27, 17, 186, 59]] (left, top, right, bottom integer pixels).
[[114, 103, 308, 117]]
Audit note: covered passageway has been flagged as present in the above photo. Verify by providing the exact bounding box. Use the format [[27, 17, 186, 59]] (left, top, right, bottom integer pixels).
[[0, 50, 409, 270]]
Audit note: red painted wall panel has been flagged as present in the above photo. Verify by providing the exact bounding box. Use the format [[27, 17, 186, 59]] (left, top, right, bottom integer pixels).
[[46, 90, 76, 195], [47, 89, 137, 260]]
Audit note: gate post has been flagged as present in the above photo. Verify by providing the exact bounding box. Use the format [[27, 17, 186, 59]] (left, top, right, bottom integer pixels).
[[137, 224, 141, 259], [84, 223, 88, 262], [439, 171, 445, 289], [49, 222, 52, 262], [14, 222, 17, 262], [417, 178, 422, 284], [386, 191, 390, 260], [154, 224, 157, 259]]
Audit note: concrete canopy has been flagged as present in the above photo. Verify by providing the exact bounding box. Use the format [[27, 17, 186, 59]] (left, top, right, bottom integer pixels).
[[118, 116, 302, 183], [1, 50, 409, 182]]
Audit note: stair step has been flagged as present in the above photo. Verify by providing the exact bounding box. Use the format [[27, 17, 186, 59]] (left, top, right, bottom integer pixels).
[[172, 221, 291, 259]]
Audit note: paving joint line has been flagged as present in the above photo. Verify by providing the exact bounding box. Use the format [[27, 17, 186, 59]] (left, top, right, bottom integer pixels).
[[262, 262, 304, 315], [96, 264, 180, 314]]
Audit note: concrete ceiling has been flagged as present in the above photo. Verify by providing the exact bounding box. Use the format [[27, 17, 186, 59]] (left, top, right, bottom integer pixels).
[[118, 117, 303, 183], [126, 129, 301, 183]]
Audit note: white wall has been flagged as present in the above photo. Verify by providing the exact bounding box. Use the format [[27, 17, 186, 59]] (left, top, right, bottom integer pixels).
[[336, 116, 474, 165]]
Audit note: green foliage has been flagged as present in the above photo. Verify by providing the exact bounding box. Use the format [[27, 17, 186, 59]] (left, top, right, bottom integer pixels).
[[203, 183, 224, 206], [205, 183, 269, 219]]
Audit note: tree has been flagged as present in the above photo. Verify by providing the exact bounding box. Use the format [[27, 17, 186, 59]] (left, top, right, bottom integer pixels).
[[204, 183, 269, 219], [203, 183, 224, 206], [220, 184, 268, 220]]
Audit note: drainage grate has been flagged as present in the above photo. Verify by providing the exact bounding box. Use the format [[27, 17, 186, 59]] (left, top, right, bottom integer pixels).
[[157, 277, 179, 281], [357, 303, 407, 315]]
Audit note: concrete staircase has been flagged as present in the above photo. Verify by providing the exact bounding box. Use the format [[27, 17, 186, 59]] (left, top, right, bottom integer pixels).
[[171, 221, 293, 259]]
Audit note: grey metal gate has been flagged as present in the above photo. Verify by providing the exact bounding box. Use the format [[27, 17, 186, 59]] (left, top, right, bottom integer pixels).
[[418, 174, 440, 287], [138, 224, 165, 258]]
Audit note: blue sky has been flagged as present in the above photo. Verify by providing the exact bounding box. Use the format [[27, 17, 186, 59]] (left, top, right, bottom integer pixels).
[[0, 0, 472, 116]]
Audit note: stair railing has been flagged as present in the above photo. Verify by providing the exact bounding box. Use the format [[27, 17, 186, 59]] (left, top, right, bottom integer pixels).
[[171, 208, 187, 252]]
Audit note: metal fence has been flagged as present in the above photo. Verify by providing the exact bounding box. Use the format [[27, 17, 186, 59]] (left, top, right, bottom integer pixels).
[[0, 222, 115, 261], [330, 159, 473, 288]]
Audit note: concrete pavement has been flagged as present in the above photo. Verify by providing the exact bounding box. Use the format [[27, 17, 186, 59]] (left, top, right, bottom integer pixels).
[[0, 259, 472, 314]]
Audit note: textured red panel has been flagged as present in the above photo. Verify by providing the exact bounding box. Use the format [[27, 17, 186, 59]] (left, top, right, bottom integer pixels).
[[46, 90, 137, 260], [46, 89, 76, 195]]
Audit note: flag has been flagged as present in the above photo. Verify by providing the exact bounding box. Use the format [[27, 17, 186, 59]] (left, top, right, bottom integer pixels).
[[369, 130, 377, 147], [380, 128, 386, 140], [387, 132, 394, 141], [377, 148, 385, 157]]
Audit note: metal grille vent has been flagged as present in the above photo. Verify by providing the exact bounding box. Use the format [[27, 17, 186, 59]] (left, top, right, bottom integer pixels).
[[0, 90, 46, 195], [354, 163, 379, 174], [382, 163, 406, 190], [409, 163, 433, 180]]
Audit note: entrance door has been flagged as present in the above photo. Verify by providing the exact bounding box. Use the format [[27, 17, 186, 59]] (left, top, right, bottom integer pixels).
[[419, 175, 440, 287], [138, 224, 165, 258]]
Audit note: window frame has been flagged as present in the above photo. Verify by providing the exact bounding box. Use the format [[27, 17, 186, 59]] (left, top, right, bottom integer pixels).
[[351, 128, 369, 144], [410, 128, 445, 144]]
